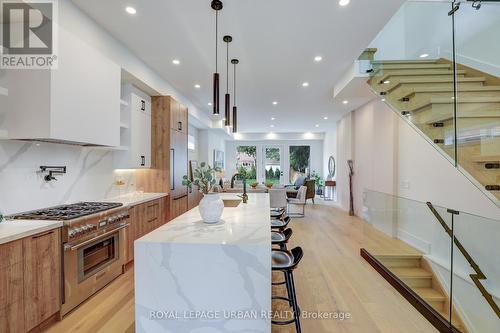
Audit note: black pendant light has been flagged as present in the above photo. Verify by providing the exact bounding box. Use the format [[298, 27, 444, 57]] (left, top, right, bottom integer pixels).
[[231, 58, 239, 133], [223, 35, 232, 126], [211, 0, 223, 115]]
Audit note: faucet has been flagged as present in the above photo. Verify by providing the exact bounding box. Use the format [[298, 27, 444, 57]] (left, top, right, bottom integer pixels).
[[231, 173, 248, 203]]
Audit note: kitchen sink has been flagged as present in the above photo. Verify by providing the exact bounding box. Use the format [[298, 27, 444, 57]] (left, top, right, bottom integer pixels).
[[222, 198, 242, 207]]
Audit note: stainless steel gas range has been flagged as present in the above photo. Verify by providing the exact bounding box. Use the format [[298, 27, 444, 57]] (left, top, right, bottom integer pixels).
[[11, 202, 130, 316]]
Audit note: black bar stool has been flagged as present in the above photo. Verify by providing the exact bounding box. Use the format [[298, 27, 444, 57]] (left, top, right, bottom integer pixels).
[[272, 228, 293, 250], [272, 246, 304, 333], [271, 215, 290, 231], [270, 208, 285, 220]]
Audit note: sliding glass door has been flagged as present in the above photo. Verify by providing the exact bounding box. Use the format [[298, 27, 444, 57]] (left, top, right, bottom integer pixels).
[[263, 146, 284, 185]]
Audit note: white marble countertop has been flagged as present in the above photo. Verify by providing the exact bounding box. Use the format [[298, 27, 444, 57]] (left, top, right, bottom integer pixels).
[[0, 192, 168, 246], [0, 219, 63, 245], [134, 192, 271, 332], [137, 193, 270, 246], [105, 192, 168, 207]]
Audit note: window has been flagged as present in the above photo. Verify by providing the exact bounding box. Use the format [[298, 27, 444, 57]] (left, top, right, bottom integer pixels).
[[235, 146, 257, 185], [289, 146, 310, 183]]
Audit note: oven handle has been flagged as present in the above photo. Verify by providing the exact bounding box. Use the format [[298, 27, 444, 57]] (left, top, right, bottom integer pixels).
[[64, 224, 128, 251]]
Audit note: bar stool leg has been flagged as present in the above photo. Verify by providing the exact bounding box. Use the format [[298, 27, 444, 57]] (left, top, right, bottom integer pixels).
[[284, 271, 293, 307], [288, 271, 302, 333]]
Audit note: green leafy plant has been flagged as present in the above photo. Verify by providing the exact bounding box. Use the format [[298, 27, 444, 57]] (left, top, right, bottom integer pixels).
[[310, 170, 322, 185], [250, 182, 258, 188], [265, 182, 274, 188], [182, 162, 219, 195]]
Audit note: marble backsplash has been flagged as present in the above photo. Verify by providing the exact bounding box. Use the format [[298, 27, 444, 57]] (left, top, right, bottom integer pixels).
[[0, 140, 137, 215]]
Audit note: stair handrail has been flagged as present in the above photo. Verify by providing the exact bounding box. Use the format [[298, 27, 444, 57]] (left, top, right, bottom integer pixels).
[[426, 202, 500, 318]]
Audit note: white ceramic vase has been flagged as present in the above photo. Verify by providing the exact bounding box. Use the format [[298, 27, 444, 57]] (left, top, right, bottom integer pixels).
[[198, 193, 224, 224]]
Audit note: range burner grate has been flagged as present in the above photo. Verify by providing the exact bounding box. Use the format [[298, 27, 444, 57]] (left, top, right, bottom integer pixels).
[[10, 202, 123, 220]]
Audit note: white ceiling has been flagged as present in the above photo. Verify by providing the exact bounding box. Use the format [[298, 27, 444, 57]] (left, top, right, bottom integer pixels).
[[71, 0, 403, 133]]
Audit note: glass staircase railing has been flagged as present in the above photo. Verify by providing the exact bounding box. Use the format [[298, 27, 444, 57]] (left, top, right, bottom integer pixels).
[[361, 189, 500, 333], [366, 0, 500, 207]]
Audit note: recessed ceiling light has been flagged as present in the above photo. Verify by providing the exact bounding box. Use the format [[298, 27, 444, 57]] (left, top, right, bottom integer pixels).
[[172, 59, 180, 65], [323, 116, 328, 120], [419, 53, 429, 58], [270, 124, 275, 128], [383, 80, 390, 84], [125, 6, 136, 15], [339, 0, 350, 7], [302, 82, 309, 87], [271, 117, 276, 121], [194, 84, 201, 89], [272, 101, 278, 105], [381, 98, 386, 102], [314, 56, 323, 62], [208, 102, 213, 106], [315, 124, 320, 128], [343, 100, 349, 104]]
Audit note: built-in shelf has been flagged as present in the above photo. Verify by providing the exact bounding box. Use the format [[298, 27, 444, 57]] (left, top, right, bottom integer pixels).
[[0, 86, 8, 96], [120, 99, 129, 107]]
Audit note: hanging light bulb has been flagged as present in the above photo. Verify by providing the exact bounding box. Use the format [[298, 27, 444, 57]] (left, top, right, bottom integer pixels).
[[231, 58, 239, 133], [211, 0, 223, 115], [223, 35, 232, 127]]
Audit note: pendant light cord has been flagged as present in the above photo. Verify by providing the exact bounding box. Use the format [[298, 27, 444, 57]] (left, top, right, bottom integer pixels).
[[215, 11, 218, 72], [226, 42, 229, 92], [233, 63, 236, 105]]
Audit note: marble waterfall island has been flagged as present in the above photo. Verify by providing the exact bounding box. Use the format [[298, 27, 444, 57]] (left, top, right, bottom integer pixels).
[[135, 193, 272, 333]]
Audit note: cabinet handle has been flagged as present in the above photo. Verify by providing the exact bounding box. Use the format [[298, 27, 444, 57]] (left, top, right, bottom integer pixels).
[[178, 121, 182, 131], [141, 100, 146, 111], [170, 149, 175, 191], [141, 155, 145, 166], [32, 230, 54, 239]]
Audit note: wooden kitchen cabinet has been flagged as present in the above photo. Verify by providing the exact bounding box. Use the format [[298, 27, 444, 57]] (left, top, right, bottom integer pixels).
[[170, 100, 188, 134], [0, 228, 62, 333], [0, 240, 25, 333], [23, 229, 61, 332], [126, 197, 167, 263]]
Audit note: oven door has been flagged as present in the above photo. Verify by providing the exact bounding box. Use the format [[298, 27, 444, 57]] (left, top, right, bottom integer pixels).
[[61, 224, 127, 316]]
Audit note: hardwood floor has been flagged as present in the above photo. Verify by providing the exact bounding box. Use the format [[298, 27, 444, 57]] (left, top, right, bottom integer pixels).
[[45, 204, 437, 333]]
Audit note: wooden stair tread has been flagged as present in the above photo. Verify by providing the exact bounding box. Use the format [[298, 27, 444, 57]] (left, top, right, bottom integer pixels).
[[413, 287, 446, 301], [423, 112, 500, 124], [372, 60, 439, 65], [374, 253, 422, 259], [410, 97, 500, 112], [401, 85, 500, 98], [470, 155, 500, 162], [375, 64, 451, 71], [379, 70, 465, 83], [395, 77, 486, 84], [391, 267, 432, 278]]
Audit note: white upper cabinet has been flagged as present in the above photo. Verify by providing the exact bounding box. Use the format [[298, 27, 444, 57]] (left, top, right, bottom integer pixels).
[[114, 84, 151, 169], [0, 28, 121, 146]]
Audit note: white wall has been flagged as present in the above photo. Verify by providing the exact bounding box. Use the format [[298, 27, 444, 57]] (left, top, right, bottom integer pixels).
[[336, 113, 353, 210], [323, 128, 337, 180], [198, 129, 228, 170], [188, 125, 200, 163], [0, 1, 205, 214], [337, 99, 500, 333], [225, 139, 324, 184], [370, 1, 500, 76]]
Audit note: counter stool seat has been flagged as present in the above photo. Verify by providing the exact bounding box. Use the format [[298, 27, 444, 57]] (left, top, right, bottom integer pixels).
[[271, 246, 303, 333], [271, 216, 290, 231], [272, 228, 293, 250]]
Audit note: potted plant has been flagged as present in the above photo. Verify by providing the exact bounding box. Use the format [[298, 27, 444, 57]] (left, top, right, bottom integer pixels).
[[310, 171, 323, 195], [183, 162, 224, 224], [250, 182, 258, 189], [265, 182, 274, 189]]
